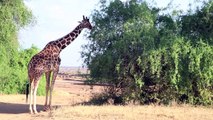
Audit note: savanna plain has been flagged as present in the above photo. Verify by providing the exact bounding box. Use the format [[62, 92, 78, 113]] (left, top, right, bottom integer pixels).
[[0, 67, 212, 120]]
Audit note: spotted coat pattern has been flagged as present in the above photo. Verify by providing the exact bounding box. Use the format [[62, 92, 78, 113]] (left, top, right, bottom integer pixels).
[[27, 16, 92, 114]]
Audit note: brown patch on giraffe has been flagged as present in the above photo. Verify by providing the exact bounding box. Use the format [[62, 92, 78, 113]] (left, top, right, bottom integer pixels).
[[61, 39, 66, 45], [53, 42, 57, 46], [66, 41, 71, 45], [61, 45, 67, 49], [64, 35, 70, 39], [38, 55, 44, 59], [74, 34, 78, 39], [70, 33, 75, 37], [73, 30, 78, 34], [78, 30, 81, 34], [48, 54, 52, 58], [66, 37, 72, 41], [57, 43, 62, 48]]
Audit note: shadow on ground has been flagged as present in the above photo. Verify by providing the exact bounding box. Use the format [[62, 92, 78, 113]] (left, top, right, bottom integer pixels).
[[0, 102, 43, 114], [63, 78, 112, 87]]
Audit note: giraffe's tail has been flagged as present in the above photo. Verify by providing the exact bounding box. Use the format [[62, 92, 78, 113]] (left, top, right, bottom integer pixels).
[[26, 82, 29, 103]]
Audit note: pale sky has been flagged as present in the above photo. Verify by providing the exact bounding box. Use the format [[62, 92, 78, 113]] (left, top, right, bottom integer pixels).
[[18, 0, 204, 67]]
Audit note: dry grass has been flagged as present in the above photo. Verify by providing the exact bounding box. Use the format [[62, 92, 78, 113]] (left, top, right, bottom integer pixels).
[[51, 105, 213, 120], [1, 68, 212, 120]]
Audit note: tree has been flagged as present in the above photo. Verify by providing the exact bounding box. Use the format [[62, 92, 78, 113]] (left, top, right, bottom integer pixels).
[[83, 0, 213, 105], [0, 0, 34, 94], [180, 1, 213, 44]]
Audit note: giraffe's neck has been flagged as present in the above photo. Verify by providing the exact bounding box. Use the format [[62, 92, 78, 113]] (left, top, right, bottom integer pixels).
[[56, 24, 83, 51]]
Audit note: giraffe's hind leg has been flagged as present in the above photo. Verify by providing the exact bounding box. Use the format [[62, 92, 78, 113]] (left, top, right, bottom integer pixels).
[[44, 72, 51, 111], [49, 69, 59, 110], [29, 76, 41, 114], [29, 81, 33, 114], [32, 78, 41, 114]]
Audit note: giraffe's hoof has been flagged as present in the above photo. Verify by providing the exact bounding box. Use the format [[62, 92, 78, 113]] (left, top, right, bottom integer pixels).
[[29, 109, 33, 114], [29, 111, 38, 114], [43, 106, 50, 112]]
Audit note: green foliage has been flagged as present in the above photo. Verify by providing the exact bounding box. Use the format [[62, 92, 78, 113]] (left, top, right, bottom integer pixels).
[[0, 0, 46, 95], [180, 1, 213, 44], [0, 46, 45, 95], [83, 0, 213, 105], [18, 46, 46, 95]]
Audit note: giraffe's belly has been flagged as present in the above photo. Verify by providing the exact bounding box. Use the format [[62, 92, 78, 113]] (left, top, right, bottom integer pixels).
[[43, 60, 60, 71]]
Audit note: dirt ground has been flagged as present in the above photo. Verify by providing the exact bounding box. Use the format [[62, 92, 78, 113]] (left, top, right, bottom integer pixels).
[[0, 67, 212, 120], [0, 67, 103, 120]]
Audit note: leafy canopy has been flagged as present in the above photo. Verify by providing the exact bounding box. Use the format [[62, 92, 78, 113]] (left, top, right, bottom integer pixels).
[[82, 0, 213, 105]]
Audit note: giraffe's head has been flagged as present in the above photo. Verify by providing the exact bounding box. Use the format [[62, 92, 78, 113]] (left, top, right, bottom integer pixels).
[[80, 15, 92, 30]]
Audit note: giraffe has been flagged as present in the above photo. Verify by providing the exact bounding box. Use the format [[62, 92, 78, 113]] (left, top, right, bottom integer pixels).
[[26, 16, 92, 114]]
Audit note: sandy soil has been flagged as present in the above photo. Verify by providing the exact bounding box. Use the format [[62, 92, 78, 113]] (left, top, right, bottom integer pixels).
[[0, 68, 103, 120]]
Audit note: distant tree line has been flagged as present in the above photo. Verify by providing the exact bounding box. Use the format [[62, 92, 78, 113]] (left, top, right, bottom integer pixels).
[[82, 0, 213, 105]]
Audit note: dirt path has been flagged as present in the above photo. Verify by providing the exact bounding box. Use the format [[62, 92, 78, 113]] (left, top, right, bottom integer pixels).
[[0, 70, 103, 120]]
